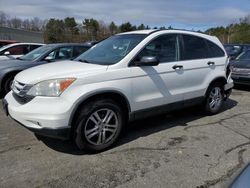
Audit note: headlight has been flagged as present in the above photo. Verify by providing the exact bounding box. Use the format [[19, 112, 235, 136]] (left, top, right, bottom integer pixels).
[[27, 78, 76, 97]]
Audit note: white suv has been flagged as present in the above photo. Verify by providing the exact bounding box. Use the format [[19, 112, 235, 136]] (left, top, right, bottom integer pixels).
[[3, 30, 234, 151]]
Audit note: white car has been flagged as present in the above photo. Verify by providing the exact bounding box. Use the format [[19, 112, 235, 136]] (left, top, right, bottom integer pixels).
[[0, 43, 44, 60], [3, 29, 234, 151]]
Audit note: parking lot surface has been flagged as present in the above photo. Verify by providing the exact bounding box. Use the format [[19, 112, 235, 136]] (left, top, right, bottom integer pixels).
[[1, 87, 250, 188]]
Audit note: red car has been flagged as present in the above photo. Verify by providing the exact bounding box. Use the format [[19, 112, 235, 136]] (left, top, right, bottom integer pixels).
[[0, 40, 17, 48]]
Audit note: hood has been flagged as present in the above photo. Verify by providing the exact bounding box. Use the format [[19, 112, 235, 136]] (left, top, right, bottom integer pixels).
[[0, 59, 33, 69], [15, 60, 108, 84], [231, 60, 250, 69]]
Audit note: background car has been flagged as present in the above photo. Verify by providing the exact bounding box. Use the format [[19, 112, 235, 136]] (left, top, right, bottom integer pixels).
[[224, 44, 250, 60], [0, 42, 44, 61], [0, 43, 92, 95], [230, 50, 250, 86], [0, 40, 17, 48]]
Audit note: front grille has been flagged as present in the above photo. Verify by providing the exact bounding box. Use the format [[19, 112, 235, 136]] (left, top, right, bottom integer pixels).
[[12, 80, 34, 104], [232, 68, 250, 74]]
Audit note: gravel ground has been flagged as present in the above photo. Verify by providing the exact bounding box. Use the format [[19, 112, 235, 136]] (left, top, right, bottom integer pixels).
[[0, 86, 250, 188]]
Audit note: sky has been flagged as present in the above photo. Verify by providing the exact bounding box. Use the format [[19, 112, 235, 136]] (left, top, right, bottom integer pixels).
[[0, 0, 250, 31]]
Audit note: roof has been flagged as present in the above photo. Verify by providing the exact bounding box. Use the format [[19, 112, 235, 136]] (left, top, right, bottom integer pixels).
[[119, 29, 217, 41], [45, 43, 94, 47], [119, 29, 157, 35]]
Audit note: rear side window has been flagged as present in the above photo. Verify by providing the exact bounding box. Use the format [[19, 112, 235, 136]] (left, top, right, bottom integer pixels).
[[57, 47, 73, 60], [180, 34, 208, 60], [206, 40, 225, 58]]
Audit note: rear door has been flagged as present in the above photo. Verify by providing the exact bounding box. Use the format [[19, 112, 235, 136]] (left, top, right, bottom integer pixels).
[[179, 34, 226, 100]]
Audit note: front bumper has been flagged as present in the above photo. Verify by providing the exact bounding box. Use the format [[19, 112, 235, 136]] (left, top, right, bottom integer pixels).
[[231, 74, 250, 85], [3, 92, 74, 140]]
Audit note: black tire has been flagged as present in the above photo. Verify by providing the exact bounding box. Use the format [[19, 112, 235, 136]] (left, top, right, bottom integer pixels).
[[204, 82, 224, 115], [74, 99, 125, 152], [3, 75, 15, 95]]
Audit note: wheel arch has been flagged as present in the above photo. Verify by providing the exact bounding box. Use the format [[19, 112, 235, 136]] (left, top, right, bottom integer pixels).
[[69, 90, 131, 133], [205, 76, 227, 96], [0, 70, 20, 91]]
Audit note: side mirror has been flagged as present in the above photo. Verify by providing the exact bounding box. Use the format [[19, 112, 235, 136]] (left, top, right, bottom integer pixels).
[[135, 56, 159, 66], [4, 51, 10, 56], [44, 56, 54, 62]]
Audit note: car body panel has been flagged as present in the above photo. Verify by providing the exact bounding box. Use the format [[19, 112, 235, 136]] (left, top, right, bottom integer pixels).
[[3, 30, 233, 139]]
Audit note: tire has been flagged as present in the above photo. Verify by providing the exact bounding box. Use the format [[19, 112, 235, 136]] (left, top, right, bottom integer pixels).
[[3, 75, 15, 96], [204, 82, 224, 115], [74, 99, 125, 152]]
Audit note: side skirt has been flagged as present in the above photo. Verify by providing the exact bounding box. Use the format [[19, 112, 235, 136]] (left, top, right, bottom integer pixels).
[[129, 97, 205, 121]]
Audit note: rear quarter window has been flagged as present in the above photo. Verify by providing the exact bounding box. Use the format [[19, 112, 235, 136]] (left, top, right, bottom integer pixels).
[[206, 40, 225, 58]]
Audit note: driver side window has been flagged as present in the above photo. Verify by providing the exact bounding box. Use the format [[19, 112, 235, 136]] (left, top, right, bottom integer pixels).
[[135, 34, 178, 64]]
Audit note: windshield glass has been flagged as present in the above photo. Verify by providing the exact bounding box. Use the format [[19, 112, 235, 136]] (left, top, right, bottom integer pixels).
[[19, 45, 55, 61], [75, 34, 147, 65], [236, 50, 250, 60]]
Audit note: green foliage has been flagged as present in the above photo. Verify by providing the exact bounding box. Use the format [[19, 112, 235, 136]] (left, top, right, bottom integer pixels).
[[137, 24, 146, 30], [44, 19, 65, 43], [109, 21, 118, 35], [206, 15, 250, 44], [64, 17, 79, 35], [83, 18, 100, 40], [119, 22, 136, 32]]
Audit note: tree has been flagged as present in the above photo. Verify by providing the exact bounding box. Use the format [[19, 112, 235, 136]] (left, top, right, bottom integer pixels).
[[22, 19, 31, 30], [0, 11, 8, 26], [44, 18, 65, 43], [109, 21, 118, 35], [119, 22, 136, 32], [64, 17, 79, 34], [83, 18, 99, 40], [10, 17, 22, 28], [137, 24, 145, 30]]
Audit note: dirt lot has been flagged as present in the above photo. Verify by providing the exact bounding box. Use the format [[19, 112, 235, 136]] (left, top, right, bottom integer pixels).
[[0, 87, 250, 188]]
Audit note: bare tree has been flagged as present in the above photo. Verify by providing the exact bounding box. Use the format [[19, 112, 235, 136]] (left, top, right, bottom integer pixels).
[[10, 17, 22, 28], [0, 11, 8, 26]]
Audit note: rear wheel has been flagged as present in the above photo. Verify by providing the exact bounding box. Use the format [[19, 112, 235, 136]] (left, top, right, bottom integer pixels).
[[204, 83, 224, 115], [74, 99, 125, 152]]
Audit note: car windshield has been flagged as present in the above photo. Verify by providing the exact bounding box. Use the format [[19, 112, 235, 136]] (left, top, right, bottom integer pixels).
[[236, 50, 250, 60], [75, 34, 147, 65], [19, 45, 55, 61]]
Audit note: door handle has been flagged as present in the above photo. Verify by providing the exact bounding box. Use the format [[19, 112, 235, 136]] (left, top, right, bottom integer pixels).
[[172, 65, 183, 70], [207, 61, 215, 66]]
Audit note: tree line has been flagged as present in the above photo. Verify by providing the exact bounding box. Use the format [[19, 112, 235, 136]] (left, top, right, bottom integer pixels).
[[43, 18, 153, 43], [1, 11, 250, 44], [205, 15, 250, 44]]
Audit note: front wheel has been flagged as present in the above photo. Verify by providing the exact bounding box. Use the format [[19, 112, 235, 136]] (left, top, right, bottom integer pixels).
[[3, 75, 15, 96], [74, 99, 125, 152], [204, 83, 224, 115]]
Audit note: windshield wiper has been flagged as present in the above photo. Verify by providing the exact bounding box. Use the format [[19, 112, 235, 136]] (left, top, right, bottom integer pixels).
[[78, 59, 90, 63]]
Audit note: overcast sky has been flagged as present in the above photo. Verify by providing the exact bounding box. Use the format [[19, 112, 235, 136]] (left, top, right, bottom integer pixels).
[[1, 0, 249, 30]]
